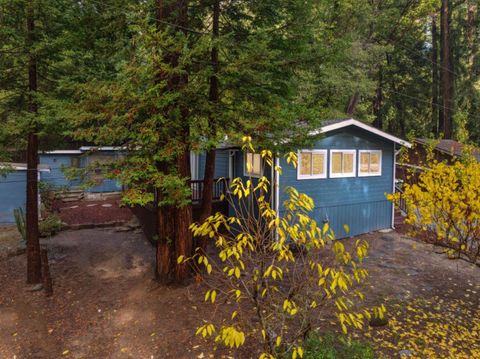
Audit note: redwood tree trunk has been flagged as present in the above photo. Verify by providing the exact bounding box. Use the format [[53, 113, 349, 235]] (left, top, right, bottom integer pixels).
[[198, 0, 220, 229], [174, 151, 193, 281], [431, 13, 439, 136], [345, 92, 359, 116], [26, 1, 41, 285], [439, 0, 454, 139], [155, 0, 192, 284], [156, 189, 175, 283]]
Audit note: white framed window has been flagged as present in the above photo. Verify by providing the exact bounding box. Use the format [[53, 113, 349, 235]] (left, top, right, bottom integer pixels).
[[358, 150, 382, 176], [329, 150, 356, 178], [297, 150, 327, 179], [244, 152, 263, 178]]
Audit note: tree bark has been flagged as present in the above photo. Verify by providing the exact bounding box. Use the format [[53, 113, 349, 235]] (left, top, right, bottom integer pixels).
[[198, 0, 220, 240], [345, 92, 359, 116], [174, 151, 192, 281], [154, 0, 192, 284], [431, 13, 439, 136], [439, 0, 454, 139], [26, 1, 41, 285], [156, 185, 175, 284]]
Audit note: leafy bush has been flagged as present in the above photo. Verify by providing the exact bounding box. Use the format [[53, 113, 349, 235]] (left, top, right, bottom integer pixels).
[[181, 139, 385, 358], [303, 333, 374, 359], [39, 181, 60, 213], [389, 148, 480, 265], [39, 214, 65, 237]]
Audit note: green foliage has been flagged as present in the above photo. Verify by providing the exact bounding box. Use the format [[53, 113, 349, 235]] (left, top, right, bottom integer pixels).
[[303, 332, 374, 359], [39, 214, 64, 237]]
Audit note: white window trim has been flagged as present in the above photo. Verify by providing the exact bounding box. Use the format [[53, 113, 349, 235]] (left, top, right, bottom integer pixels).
[[297, 150, 327, 180], [358, 150, 382, 177], [243, 152, 263, 178], [329, 150, 357, 178]]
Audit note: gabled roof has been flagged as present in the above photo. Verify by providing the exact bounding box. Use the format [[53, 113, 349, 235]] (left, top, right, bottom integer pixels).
[[312, 118, 412, 148], [0, 162, 51, 172], [40, 150, 83, 155], [40, 146, 125, 155], [79, 146, 125, 151]]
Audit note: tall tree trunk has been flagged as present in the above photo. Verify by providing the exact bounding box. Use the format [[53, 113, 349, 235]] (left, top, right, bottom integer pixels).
[[155, 0, 192, 283], [466, 1, 477, 71], [431, 13, 439, 136], [174, 151, 192, 281], [345, 92, 359, 116], [156, 184, 175, 284], [373, 66, 383, 129], [439, 0, 454, 139], [198, 0, 220, 238], [26, 1, 41, 285]]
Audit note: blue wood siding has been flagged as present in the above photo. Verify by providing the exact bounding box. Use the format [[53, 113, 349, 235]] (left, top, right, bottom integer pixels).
[[197, 150, 230, 179], [0, 171, 27, 223], [39, 152, 122, 193], [278, 127, 394, 238], [39, 154, 81, 188], [83, 152, 122, 193]]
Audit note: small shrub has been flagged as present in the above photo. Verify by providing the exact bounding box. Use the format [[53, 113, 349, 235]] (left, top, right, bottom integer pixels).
[[304, 333, 374, 359], [39, 214, 65, 237], [39, 181, 60, 213], [181, 139, 385, 358], [389, 147, 480, 265]]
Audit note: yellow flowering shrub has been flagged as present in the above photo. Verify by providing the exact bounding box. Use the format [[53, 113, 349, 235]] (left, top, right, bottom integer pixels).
[[389, 150, 480, 265], [180, 139, 385, 358]]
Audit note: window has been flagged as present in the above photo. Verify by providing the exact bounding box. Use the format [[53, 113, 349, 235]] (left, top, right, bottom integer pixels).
[[329, 150, 356, 178], [298, 150, 327, 179], [359, 150, 382, 176], [244, 152, 262, 177], [70, 157, 80, 168]]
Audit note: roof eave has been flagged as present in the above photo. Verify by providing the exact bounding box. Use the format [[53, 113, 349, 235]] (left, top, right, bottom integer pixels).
[[311, 118, 412, 148]]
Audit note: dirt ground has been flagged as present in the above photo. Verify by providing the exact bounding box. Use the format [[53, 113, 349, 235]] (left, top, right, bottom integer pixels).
[[0, 227, 479, 359], [52, 196, 133, 227]]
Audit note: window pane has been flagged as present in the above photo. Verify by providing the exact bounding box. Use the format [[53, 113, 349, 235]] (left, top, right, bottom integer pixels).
[[344, 153, 354, 173], [312, 153, 324, 175], [360, 153, 369, 173], [252, 154, 262, 175], [300, 153, 312, 175], [331, 152, 342, 173], [246, 153, 253, 173], [370, 152, 380, 172]]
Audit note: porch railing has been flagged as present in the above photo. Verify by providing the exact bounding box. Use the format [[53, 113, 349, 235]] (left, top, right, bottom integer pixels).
[[395, 183, 407, 214], [190, 178, 229, 203]]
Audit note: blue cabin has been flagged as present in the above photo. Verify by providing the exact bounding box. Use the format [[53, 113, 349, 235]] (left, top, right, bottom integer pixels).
[[39, 146, 123, 193], [0, 163, 50, 224], [204, 119, 411, 238]]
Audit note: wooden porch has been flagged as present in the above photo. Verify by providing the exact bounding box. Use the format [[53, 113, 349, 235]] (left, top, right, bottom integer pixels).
[[190, 177, 230, 204]]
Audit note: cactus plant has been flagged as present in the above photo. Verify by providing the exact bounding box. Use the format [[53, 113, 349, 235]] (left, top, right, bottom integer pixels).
[[13, 207, 26, 244]]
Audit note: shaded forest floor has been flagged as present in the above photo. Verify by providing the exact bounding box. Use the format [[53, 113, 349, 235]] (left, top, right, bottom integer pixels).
[[0, 227, 479, 358]]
